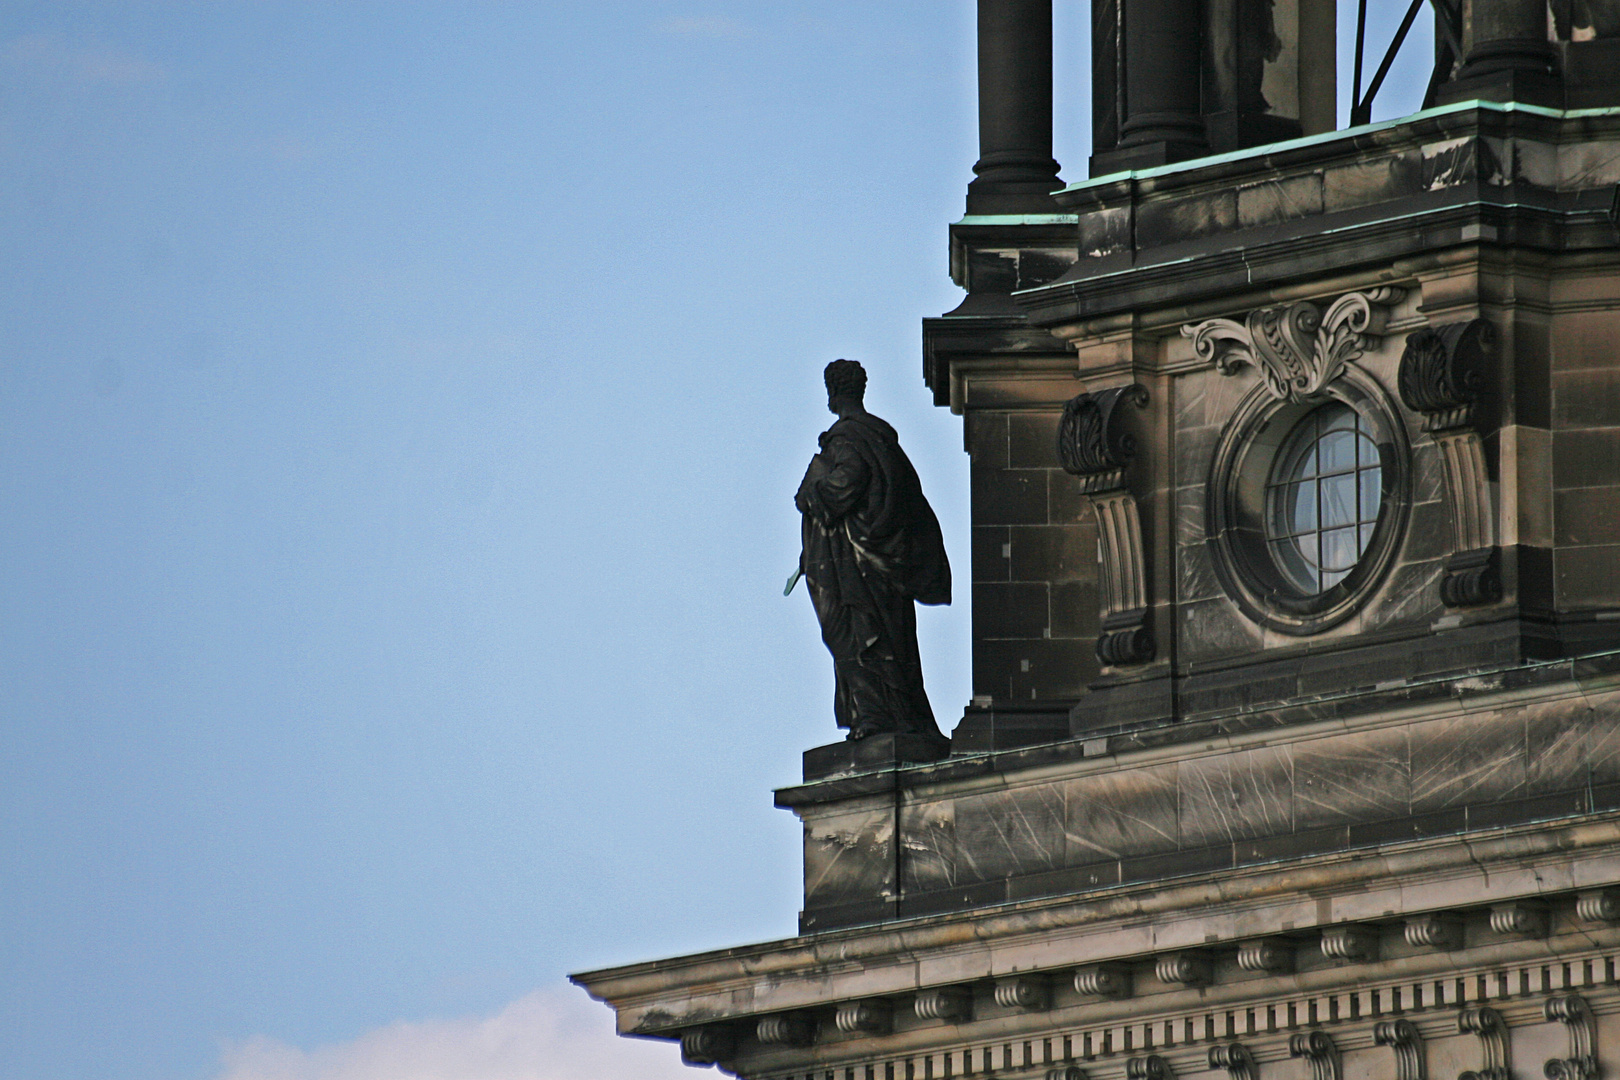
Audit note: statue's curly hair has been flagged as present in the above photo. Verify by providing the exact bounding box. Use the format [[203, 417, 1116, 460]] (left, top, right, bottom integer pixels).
[[824, 359, 867, 400]]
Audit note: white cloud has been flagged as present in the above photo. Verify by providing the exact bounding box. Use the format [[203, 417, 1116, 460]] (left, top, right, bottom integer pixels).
[[1, 33, 167, 87], [216, 985, 697, 1080], [653, 16, 752, 39]]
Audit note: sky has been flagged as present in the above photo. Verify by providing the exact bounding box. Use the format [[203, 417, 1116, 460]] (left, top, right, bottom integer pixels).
[[0, 4, 1433, 1079]]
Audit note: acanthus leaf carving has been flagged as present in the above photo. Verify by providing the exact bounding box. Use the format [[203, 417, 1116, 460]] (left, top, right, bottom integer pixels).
[[1057, 383, 1150, 493], [1398, 318, 1500, 609], [1398, 318, 1494, 432], [1058, 386, 1154, 667], [1184, 288, 1403, 404]]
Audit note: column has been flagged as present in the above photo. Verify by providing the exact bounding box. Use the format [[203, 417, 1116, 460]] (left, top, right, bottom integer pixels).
[[967, 0, 1062, 214], [1441, 0, 1560, 106]]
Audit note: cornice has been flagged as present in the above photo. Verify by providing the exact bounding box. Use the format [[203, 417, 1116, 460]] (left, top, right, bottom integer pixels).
[[571, 814, 1620, 1029]]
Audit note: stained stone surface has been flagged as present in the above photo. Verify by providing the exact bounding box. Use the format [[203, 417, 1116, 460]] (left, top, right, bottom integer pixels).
[[953, 784, 1065, 881], [1062, 763, 1179, 862], [1294, 727, 1410, 828], [1408, 710, 1527, 813], [1178, 745, 1294, 846], [788, 676, 1620, 927]]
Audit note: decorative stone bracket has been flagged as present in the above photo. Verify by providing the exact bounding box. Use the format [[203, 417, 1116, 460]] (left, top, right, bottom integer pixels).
[[1128, 1055, 1174, 1080], [1457, 1006, 1510, 1080], [1237, 938, 1295, 972], [681, 1025, 737, 1065], [1545, 994, 1600, 1080], [1321, 924, 1379, 961], [1490, 900, 1548, 938], [1291, 1030, 1343, 1080], [1211, 1043, 1260, 1080], [1184, 287, 1404, 404], [1398, 319, 1500, 608], [1406, 912, 1465, 950], [835, 999, 892, 1036], [1057, 384, 1153, 666], [914, 986, 973, 1022], [1374, 1019, 1427, 1080], [994, 974, 1051, 1011], [1073, 962, 1133, 998], [1155, 951, 1213, 986], [758, 1011, 817, 1046], [1578, 889, 1620, 923]]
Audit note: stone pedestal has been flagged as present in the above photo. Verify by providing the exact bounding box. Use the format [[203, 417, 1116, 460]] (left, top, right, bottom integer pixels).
[[802, 733, 950, 783]]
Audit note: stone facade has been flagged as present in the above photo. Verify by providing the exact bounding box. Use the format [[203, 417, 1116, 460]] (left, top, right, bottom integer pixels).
[[572, 4, 1620, 1079]]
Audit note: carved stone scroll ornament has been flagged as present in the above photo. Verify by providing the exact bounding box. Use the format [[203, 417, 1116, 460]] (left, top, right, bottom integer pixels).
[[1544, 994, 1599, 1080], [1057, 383, 1150, 494], [1236, 938, 1294, 972], [1398, 319, 1494, 433], [1127, 1055, 1174, 1080], [681, 1024, 737, 1066], [1397, 319, 1500, 608], [1073, 962, 1133, 998], [1490, 900, 1549, 938], [994, 974, 1051, 1011], [1577, 889, 1620, 923], [834, 998, 892, 1035], [1057, 385, 1154, 666], [757, 1012, 816, 1047], [1291, 1030, 1343, 1080], [1155, 951, 1213, 987], [1374, 1019, 1428, 1080], [1321, 924, 1379, 961], [1458, 1006, 1511, 1080], [1211, 1043, 1260, 1080], [1183, 288, 1404, 404], [1049, 1069, 1092, 1080], [914, 986, 972, 1022], [1405, 912, 1465, 950]]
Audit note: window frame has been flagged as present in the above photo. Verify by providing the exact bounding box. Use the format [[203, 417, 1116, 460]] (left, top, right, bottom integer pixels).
[[1205, 368, 1410, 636]]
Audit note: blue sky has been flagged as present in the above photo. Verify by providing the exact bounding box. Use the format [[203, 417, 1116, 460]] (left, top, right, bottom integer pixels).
[[0, 4, 1431, 1078]]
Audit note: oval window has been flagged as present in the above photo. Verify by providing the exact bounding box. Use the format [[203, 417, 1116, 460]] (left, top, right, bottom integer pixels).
[[1264, 403, 1383, 595], [1204, 369, 1409, 636]]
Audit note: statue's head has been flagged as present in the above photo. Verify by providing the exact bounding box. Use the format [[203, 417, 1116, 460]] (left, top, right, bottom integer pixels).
[[824, 359, 867, 412]]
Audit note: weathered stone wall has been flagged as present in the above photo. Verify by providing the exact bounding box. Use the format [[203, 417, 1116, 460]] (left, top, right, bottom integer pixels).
[[789, 667, 1620, 929]]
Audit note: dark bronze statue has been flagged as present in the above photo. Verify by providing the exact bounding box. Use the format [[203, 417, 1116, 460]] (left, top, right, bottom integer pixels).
[[792, 360, 951, 740]]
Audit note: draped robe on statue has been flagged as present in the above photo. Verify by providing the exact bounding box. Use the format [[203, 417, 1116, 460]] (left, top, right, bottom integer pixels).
[[796, 412, 951, 739]]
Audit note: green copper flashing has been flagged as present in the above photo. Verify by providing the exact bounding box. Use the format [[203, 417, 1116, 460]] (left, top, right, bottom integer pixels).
[[1063, 101, 1620, 195], [954, 213, 1079, 225]]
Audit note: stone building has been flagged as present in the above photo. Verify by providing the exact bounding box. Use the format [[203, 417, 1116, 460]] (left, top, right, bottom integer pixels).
[[573, 3, 1620, 1079]]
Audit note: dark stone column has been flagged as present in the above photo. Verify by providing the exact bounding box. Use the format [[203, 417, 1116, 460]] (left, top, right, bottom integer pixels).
[[967, 0, 1062, 214], [1439, 0, 1560, 107], [1092, 0, 1208, 174]]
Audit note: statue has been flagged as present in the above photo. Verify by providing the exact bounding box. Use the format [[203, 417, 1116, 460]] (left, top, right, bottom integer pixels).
[[792, 360, 951, 740]]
